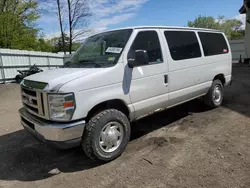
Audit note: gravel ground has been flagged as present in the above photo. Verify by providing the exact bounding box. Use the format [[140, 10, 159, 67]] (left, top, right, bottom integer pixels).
[[0, 65, 250, 188]]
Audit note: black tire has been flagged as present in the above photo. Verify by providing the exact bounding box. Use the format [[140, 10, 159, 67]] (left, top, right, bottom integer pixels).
[[204, 79, 224, 108], [15, 75, 23, 84], [82, 109, 131, 162]]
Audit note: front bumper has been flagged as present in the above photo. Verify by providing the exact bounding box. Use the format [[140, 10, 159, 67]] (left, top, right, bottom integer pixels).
[[19, 108, 85, 149]]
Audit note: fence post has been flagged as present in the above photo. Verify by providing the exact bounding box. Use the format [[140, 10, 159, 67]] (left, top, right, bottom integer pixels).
[[0, 52, 6, 83], [28, 55, 31, 67], [47, 55, 50, 69]]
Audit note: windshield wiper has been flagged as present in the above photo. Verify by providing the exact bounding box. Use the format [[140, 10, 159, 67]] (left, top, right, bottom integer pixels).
[[77, 60, 102, 67], [62, 60, 103, 68]]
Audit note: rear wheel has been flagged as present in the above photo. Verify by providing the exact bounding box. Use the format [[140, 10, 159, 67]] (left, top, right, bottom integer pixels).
[[204, 79, 224, 108], [82, 109, 131, 162]]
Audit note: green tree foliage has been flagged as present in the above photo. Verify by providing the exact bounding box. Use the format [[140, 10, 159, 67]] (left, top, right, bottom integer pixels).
[[37, 38, 55, 52], [0, 0, 81, 52], [0, 0, 38, 49], [0, 0, 53, 51], [188, 15, 245, 40], [230, 30, 245, 40], [72, 42, 81, 51], [188, 16, 220, 29], [49, 34, 70, 53], [48, 34, 81, 53]]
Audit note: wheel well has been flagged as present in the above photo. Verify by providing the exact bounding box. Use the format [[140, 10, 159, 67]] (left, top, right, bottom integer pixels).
[[86, 99, 130, 122], [214, 74, 225, 85]]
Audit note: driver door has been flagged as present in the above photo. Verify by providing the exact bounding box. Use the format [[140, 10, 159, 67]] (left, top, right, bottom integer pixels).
[[124, 29, 169, 119]]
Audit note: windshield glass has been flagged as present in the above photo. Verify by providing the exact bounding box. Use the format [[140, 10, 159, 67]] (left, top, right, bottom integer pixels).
[[64, 29, 133, 68]]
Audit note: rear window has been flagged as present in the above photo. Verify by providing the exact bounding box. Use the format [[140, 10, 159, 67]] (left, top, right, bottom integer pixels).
[[198, 32, 229, 56], [164, 31, 201, 61]]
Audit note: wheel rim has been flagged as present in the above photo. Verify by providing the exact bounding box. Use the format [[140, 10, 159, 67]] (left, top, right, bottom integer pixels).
[[99, 122, 124, 153], [213, 85, 222, 104]]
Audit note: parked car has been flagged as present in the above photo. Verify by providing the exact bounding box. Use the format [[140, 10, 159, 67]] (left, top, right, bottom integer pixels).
[[15, 64, 43, 83], [19, 26, 232, 162]]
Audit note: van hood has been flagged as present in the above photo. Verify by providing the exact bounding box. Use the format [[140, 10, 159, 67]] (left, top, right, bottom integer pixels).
[[24, 68, 105, 91]]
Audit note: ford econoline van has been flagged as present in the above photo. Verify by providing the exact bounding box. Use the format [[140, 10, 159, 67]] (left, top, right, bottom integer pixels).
[[19, 26, 232, 161]]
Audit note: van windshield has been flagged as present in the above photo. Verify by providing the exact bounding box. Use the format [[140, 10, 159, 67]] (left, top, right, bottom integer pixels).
[[64, 29, 133, 68]]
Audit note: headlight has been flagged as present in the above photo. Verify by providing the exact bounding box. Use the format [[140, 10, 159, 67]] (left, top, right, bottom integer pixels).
[[48, 93, 76, 121]]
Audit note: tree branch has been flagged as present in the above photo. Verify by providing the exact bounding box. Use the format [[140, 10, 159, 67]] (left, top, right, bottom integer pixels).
[[72, 29, 90, 40]]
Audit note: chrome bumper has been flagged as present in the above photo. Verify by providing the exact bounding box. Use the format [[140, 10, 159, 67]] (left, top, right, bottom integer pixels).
[[19, 108, 85, 149]]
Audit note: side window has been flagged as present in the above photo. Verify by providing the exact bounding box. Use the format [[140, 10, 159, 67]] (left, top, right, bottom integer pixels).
[[198, 32, 229, 56], [164, 31, 201, 61], [129, 31, 163, 64]]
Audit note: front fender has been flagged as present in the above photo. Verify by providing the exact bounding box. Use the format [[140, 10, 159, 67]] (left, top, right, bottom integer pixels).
[[72, 83, 134, 120]]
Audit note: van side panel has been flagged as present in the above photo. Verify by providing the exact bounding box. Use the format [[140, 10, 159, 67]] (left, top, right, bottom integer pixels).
[[162, 30, 211, 106], [123, 29, 169, 119], [70, 29, 232, 122], [74, 83, 134, 120], [197, 32, 232, 86], [162, 30, 232, 107]]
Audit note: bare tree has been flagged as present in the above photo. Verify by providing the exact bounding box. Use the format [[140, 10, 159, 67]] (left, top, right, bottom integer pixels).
[[66, 0, 91, 54], [56, 0, 66, 54]]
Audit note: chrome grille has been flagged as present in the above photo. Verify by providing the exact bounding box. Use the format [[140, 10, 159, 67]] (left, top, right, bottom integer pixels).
[[21, 85, 49, 119]]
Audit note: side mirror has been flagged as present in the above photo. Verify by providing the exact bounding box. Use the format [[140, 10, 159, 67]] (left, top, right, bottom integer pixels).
[[128, 50, 149, 68]]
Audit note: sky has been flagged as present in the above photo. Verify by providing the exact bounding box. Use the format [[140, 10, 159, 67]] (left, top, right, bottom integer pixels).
[[37, 0, 246, 39]]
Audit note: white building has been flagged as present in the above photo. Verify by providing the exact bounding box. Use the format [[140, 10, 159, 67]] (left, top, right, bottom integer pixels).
[[239, 0, 250, 63]]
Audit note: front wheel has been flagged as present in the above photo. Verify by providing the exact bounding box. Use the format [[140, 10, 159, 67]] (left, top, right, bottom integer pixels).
[[82, 109, 131, 162], [203, 79, 224, 108]]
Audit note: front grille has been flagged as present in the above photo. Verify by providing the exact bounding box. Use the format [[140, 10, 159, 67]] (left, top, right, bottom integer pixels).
[[21, 85, 49, 119], [23, 103, 39, 114], [21, 117, 35, 130], [22, 87, 36, 97]]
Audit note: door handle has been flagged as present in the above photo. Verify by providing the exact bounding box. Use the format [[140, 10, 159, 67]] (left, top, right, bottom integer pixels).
[[164, 75, 168, 86]]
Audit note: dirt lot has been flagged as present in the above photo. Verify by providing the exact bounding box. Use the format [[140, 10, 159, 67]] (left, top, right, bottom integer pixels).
[[1, 66, 250, 188]]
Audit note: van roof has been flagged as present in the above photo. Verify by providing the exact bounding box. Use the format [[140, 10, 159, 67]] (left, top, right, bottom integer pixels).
[[105, 26, 222, 33]]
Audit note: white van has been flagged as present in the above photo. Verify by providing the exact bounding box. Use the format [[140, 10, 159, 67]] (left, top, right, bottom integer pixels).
[[19, 26, 232, 161]]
